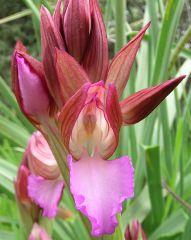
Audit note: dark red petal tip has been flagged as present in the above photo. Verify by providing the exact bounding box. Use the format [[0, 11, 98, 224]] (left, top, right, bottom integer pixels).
[[120, 75, 186, 125]]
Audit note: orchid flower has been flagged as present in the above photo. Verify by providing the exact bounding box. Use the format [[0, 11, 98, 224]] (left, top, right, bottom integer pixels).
[[11, 0, 186, 237], [15, 131, 64, 220]]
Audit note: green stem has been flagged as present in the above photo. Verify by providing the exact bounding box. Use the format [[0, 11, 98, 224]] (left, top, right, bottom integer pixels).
[[169, 24, 191, 71], [115, 0, 126, 53]]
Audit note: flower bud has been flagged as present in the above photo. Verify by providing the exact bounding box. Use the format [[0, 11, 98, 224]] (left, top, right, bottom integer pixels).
[[125, 220, 147, 240], [12, 47, 51, 125], [29, 223, 52, 240], [63, 0, 91, 61]]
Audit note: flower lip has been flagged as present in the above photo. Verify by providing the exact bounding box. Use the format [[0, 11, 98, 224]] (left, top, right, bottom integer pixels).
[[68, 152, 134, 236]]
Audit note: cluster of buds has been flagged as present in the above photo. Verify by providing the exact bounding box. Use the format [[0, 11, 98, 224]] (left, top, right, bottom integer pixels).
[[12, 0, 186, 237]]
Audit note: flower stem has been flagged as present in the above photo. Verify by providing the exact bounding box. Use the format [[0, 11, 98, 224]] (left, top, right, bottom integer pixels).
[[115, 0, 126, 53]]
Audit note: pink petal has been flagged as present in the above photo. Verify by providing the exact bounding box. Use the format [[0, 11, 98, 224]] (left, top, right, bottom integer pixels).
[[106, 22, 150, 97], [82, 0, 108, 82], [63, 0, 91, 61], [53, 0, 62, 32], [28, 175, 64, 218], [68, 153, 134, 236], [15, 53, 50, 120], [55, 49, 90, 102], [120, 76, 186, 124]]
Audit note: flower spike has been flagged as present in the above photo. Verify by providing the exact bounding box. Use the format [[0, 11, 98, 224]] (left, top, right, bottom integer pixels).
[[106, 22, 151, 97], [82, 0, 109, 83], [120, 75, 186, 124]]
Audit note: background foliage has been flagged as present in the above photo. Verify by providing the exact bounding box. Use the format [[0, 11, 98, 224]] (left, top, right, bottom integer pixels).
[[0, 0, 191, 239]]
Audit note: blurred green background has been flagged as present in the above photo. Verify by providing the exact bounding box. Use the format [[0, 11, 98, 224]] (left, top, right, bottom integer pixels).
[[0, 0, 191, 239]]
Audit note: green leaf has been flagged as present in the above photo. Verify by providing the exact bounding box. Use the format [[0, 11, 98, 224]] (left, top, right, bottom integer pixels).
[[0, 76, 34, 132], [22, 0, 40, 21], [144, 145, 164, 227], [0, 231, 15, 240], [0, 9, 31, 25], [149, 209, 188, 240], [0, 116, 30, 147], [181, 214, 191, 240], [122, 186, 150, 223]]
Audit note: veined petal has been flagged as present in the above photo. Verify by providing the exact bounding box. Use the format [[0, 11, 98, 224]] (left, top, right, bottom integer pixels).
[[53, 0, 62, 33], [63, 0, 91, 61], [82, 0, 108, 83], [59, 83, 91, 153], [68, 153, 134, 236], [28, 175, 64, 218], [120, 76, 186, 124], [106, 83, 122, 157], [28, 132, 60, 180], [40, 6, 65, 107], [106, 22, 150, 97], [55, 49, 90, 102], [15, 165, 31, 205], [13, 52, 50, 123]]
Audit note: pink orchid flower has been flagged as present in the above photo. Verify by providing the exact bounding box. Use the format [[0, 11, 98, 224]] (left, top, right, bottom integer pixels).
[[11, 0, 186, 237], [15, 132, 64, 219]]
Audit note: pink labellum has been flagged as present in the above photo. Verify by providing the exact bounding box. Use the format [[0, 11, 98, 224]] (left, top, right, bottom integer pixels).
[[28, 175, 64, 218], [68, 153, 134, 236]]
